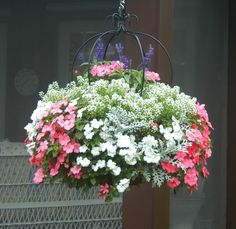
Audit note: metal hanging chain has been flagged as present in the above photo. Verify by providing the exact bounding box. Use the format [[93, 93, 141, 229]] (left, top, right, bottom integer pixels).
[[119, 0, 126, 11]]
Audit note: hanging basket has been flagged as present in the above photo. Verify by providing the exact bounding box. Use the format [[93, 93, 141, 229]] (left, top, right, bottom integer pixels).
[[24, 0, 213, 202]]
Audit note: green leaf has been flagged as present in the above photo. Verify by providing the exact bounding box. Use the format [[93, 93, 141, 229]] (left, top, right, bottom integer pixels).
[[52, 151, 59, 157], [90, 178, 96, 185]]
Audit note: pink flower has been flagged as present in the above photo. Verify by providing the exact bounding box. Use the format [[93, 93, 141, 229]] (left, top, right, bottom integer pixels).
[[73, 142, 80, 153], [196, 103, 213, 129], [62, 119, 75, 131], [186, 129, 204, 143], [99, 194, 107, 201], [38, 140, 48, 152], [151, 122, 158, 127], [184, 168, 199, 187], [202, 166, 210, 178], [98, 183, 109, 201], [145, 71, 160, 82], [50, 168, 59, 176], [70, 166, 82, 179], [36, 132, 46, 141], [59, 134, 70, 146], [65, 105, 77, 113], [100, 183, 109, 194], [110, 61, 124, 71], [33, 168, 44, 184], [51, 107, 63, 115], [205, 148, 212, 158], [63, 143, 74, 154], [70, 166, 81, 175], [176, 151, 195, 169], [57, 153, 66, 164], [167, 177, 180, 189], [161, 161, 179, 173]]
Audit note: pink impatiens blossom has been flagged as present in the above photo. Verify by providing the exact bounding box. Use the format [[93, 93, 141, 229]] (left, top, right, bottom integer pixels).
[[33, 168, 44, 184], [63, 143, 74, 154], [70, 166, 82, 180], [73, 142, 80, 153], [59, 134, 70, 146], [184, 168, 199, 187], [202, 166, 210, 178], [196, 103, 213, 129], [167, 177, 180, 189], [100, 183, 109, 194], [175, 151, 195, 169], [99, 183, 109, 201], [144, 71, 160, 82], [186, 129, 204, 144], [38, 140, 48, 152], [90, 61, 123, 77], [161, 161, 179, 173]]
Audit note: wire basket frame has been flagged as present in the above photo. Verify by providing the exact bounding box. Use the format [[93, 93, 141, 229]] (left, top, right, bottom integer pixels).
[[71, 0, 173, 95]]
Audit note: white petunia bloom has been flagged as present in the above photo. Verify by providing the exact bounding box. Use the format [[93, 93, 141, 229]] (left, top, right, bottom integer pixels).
[[113, 166, 121, 176], [91, 147, 101, 156], [142, 135, 157, 146], [77, 107, 86, 118], [77, 157, 91, 167], [143, 150, 161, 164], [92, 160, 106, 172], [100, 142, 117, 157], [84, 124, 94, 139], [91, 119, 103, 129], [117, 135, 132, 148], [79, 145, 88, 153], [26, 142, 35, 155], [107, 159, 121, 176], [69, 98, 78, 106], [117, 178, 130, 193], [107, 159, 117, 170], [125, 155, 137, 165], [84, 124, 93, 132]]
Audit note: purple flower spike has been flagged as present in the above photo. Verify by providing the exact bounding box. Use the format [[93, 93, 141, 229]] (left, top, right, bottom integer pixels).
[[96, 38, 104, 61], [115, 43, 130, 69], [144, 44, 155, 69]]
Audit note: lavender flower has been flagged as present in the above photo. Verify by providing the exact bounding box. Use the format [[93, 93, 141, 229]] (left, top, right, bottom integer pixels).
[[115, 43, 130, 69], [95, 38, 104, 61], [144, 44, 155, 69]]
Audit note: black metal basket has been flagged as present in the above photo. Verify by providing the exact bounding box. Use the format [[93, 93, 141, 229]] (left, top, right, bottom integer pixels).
[[71, 0, 173, 95]]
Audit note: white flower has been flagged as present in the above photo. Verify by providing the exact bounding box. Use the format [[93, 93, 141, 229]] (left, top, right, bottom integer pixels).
[[24, 123, 34, 133], [91, 119, 103, 129], [107, 159, 117, 170], [84, 124, 94, 139], [125, 155, 137, 165], [113, 166, 121, 176], [69, 98, 78, 106], [117, 135, 132, 148], [80, 145, 88, 153], [100, 142, 117, 157], [84, 131, 94, 140], [91, 147, 101, 156], [84, 124, 93, 132], [142, 135, 157, 146], [26, 142, 35, 155], [143, 151, 161, 164], [117, 178, 130, 193], [77, 157, 91, 167], [164, 132, 174, 141], [92, 160, 106, 172], [77, 107, 86, 118]]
